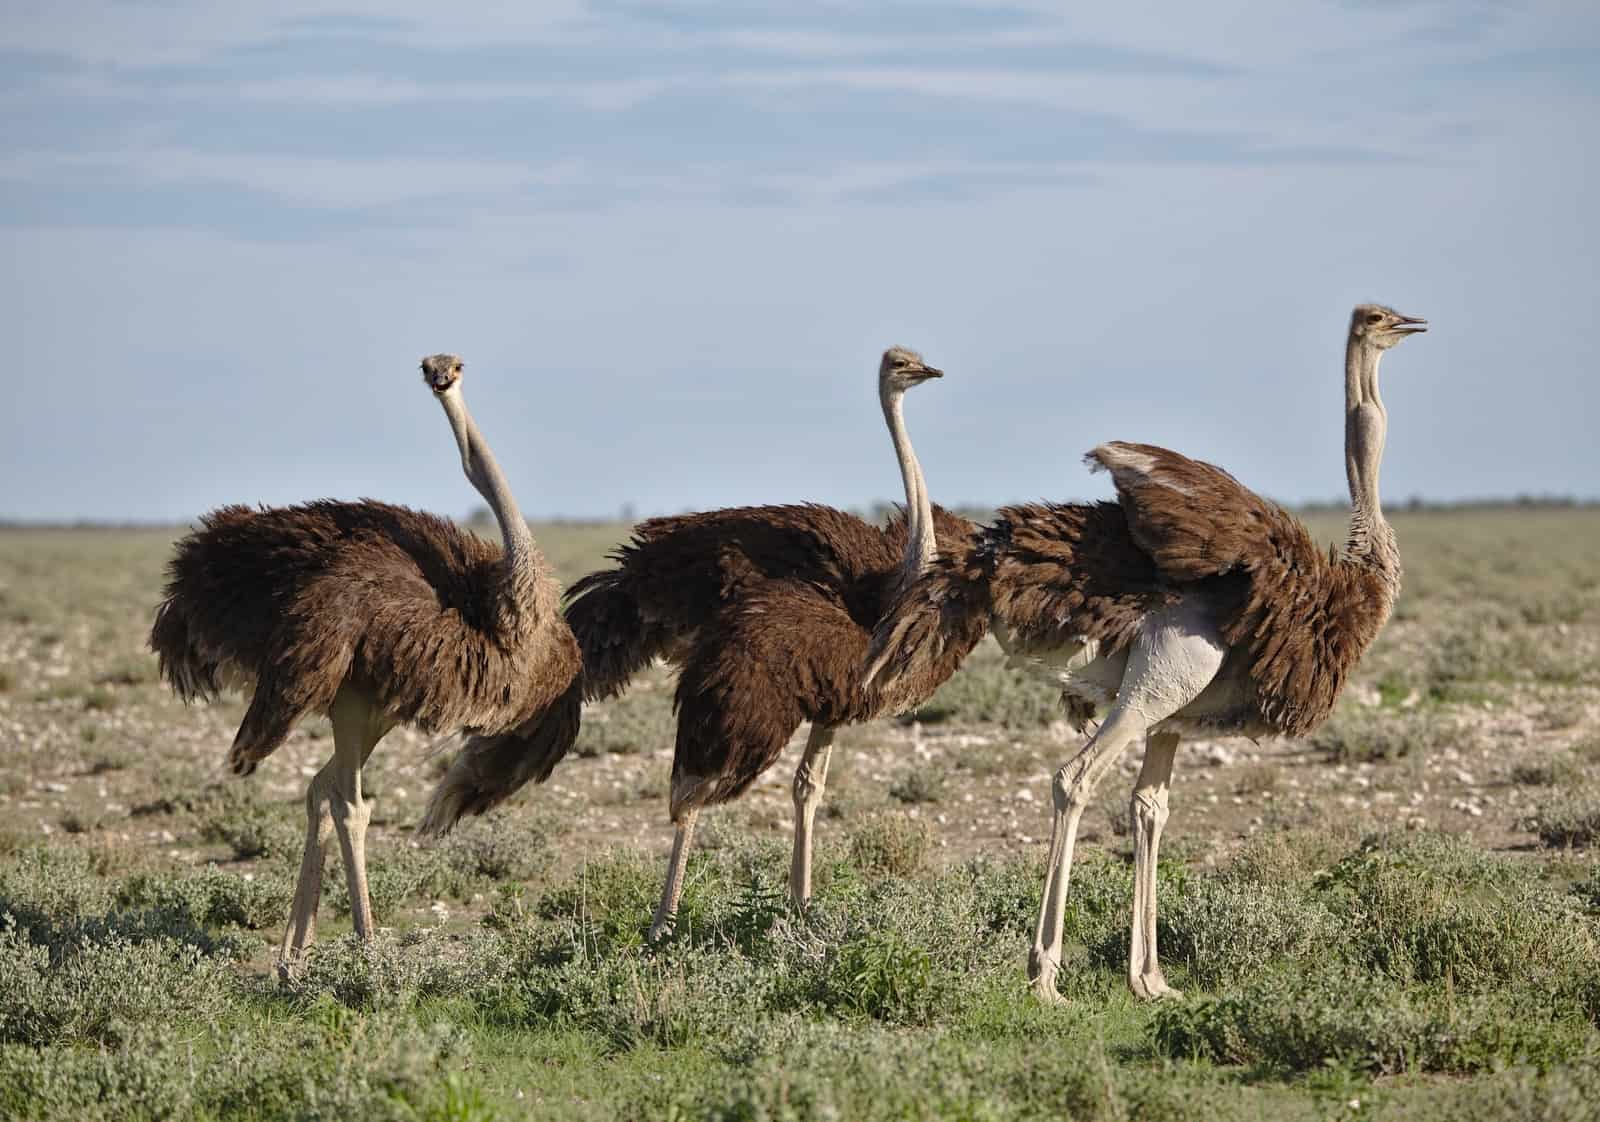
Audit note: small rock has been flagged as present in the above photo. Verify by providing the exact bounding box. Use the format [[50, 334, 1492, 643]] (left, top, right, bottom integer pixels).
[[1015, 788, 1035, 803]]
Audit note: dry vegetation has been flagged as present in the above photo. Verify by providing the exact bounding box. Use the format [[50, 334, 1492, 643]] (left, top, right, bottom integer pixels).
[[1, 507, 1599, 1120]]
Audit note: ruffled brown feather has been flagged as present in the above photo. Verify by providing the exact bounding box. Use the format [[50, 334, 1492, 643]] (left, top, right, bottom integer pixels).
[[872, 446, 1397, 741], [1088, 441, 1396, 734], [432, 503, 983, 828], [149, 500, 579, 777]]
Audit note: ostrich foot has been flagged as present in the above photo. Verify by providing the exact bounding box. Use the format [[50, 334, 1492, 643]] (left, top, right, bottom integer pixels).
[[1128, 972, 1183, 1001], [646, 912, 677, 944], [1026, 948, 1069, 1006]]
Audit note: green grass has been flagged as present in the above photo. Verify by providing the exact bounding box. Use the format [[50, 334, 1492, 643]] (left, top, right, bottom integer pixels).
[[3, 826, 1600, 1120]]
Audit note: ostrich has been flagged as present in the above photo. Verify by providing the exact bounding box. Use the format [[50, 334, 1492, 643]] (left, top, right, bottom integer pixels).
[[866, 305, 1426, 1002], [150, 355, 580, 974], [420, 347, 983, 941]]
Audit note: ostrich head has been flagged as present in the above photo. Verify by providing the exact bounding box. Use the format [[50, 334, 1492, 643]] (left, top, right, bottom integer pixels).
[[420, 353, 464, 394], [878, 346, 943, 394], [1350, 305, 1427, 351]]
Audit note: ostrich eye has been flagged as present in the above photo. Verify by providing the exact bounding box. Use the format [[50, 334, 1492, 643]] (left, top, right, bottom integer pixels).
[[1367, 313, 1384, 324]]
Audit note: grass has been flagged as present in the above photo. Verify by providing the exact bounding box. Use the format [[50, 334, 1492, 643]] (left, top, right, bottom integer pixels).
[[2, 827, 1599, 1120]]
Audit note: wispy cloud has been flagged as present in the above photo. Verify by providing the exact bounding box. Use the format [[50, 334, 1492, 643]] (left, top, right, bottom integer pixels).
[[0, 149, 580, 210]]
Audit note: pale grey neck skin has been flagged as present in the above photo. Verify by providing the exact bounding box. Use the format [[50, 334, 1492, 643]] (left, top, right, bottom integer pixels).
[[435, 385, 541, 592], [1342, 334, 1401, 590], [880, 381, 936, 583]]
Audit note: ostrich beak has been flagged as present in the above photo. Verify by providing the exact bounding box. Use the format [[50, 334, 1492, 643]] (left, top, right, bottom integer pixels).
[[1390, 314, 1428, 335]]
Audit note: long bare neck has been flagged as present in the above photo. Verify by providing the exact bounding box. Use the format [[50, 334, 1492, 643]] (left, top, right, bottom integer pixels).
[[881, 385, 936, 584], [437, 388, 543, 609], [1343, 339, 1400, 589]]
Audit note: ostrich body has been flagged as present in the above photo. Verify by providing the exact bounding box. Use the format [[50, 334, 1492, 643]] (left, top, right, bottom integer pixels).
[[866, 306, 1425, 1002], [150, 355, 580, 973], [422, 348, 982, 940]]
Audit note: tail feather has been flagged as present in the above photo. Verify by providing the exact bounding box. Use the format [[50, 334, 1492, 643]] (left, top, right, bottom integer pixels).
[[416, 565, 668, 836], [149, 598, 223, 704], [566, 568, 665, 702], [416, 679, 582, 835]]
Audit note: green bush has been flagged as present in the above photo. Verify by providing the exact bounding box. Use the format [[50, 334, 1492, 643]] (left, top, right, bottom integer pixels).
[[197, 788, 303, 861], [846, 812, 932, 878], [1160, 876, 1340, 989], [1527, 789, 1600, 847], [1150, 964, 1593, 1075], [0, 921, 235, 1046], [0, 1015, 484, 1122], [821, 930, 937, 1023], [117, 866, 288, 930]]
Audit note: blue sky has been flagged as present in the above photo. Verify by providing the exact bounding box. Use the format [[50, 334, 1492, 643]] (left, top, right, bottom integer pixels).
[[4, 1, 1596, 521]]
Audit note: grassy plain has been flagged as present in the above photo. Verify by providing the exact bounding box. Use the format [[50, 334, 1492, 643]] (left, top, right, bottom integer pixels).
[[1, 507, 1598, 1121]]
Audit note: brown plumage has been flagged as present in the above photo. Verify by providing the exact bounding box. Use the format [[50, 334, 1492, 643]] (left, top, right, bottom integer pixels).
[[150, 355, 579, 975], [1088, 441, 1395, 736], [648, 501, 979, 811], [151, 500, 576, 770], [424, 503, 976, 819], [873, 453, 1393, 739], [423, 347, 980, 940], [867, 304, 1425, 1004]]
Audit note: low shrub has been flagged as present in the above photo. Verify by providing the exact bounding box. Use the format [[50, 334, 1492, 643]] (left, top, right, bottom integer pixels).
[[821, 929, 938, 1023], [117, 866, 287, 931], [0, 921, 236, 1046], [847, 812, 932, 879], [1150, 964, 1593, 1075], [1527, 789, 1600, 847], [1310, 705, 1456, 763]]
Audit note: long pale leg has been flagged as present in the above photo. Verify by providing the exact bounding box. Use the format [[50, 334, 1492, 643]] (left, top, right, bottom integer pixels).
[[649, 808, 699, 943], [1027, 706, 1150, 1004], [277, 761, 336, 978], [1128, 731, 1181, 1000], [326, 687, 389, 942], [790, 723, 836, 908], [1027, 605, 1226, 1004]]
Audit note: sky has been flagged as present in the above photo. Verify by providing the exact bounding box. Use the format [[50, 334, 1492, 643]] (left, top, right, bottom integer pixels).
[[3, 1, 1596, 522]]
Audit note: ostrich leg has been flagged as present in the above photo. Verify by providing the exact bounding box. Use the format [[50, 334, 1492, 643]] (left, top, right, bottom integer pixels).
[[275, 688, 389, 975], [649, 809, 699, 942], [1027, 706, 1150, 1004], [1028, 607, 1224, 1003], [790, 723, 836, 908], [326, 686, 391, 942], [278, 763, 336, 978], [1128, 730, 1182, 1000]]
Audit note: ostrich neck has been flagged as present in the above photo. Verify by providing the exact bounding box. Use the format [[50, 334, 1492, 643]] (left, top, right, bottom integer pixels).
[[1343, 340, 1400, 589], [438, 389, 541, 607], [881, 386, 936, 585]]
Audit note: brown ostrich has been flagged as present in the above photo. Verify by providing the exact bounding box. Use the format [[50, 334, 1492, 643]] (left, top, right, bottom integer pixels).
[[421, 347, 983, 941], [866, 305, 1426, 1002], [150, 355, 580, 974]]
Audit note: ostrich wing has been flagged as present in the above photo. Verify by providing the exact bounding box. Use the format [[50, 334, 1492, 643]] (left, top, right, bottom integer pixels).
[[614, 503, 898, 631], [670, 578, 879, 814], [1086, 441, 1388, 735], [985, 500, 1174, 655]]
